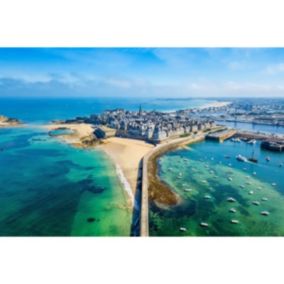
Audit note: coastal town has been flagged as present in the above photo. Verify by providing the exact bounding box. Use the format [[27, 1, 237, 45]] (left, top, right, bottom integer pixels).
[[61, 106, 216, 144], [1, 99, 284, 236], [199, 98, 284, 127]]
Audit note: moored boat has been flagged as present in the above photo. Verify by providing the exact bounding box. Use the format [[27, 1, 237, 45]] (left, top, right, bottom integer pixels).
[[236, 154, 248, 162]]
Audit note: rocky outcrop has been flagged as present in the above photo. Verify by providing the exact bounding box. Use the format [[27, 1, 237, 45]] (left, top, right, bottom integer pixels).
[[0, 115, 21, 127]]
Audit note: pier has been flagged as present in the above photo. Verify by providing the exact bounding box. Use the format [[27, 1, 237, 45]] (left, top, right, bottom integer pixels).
[[206, 129, 237, 142], [235, 130, 284, 142]]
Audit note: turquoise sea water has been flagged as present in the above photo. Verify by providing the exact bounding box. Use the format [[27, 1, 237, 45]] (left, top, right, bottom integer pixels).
[[0, 97, 212, 236], [150, 139, 284, 236], [0, 127, 131, 236]]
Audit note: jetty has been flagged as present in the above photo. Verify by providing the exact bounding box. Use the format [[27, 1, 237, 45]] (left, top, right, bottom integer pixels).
[[206, 128, 237, 142], [236, 130, 284, 142], [140, 133, 205, 236]]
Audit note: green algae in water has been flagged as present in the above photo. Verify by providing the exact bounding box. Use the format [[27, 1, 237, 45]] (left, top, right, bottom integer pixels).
[[150, 140, 284, 236], [0, 127, 131, 236]]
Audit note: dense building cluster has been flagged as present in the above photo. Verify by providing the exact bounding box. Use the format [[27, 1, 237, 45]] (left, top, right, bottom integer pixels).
[[83, 107, 215, 142]]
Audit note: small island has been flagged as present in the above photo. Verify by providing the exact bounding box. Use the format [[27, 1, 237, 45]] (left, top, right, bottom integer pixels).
[[0, 115, 21, 127]]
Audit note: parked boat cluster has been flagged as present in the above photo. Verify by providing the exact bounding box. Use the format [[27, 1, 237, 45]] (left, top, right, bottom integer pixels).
[[175, 151, 274, 234]]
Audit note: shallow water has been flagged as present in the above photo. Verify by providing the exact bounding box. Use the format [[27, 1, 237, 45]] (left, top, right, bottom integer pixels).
[[150, 139, 284, 236], [0, 127, 131, 236]]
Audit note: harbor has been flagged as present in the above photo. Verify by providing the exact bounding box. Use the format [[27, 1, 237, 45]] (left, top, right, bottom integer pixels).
[[149, 137, 284, 236]]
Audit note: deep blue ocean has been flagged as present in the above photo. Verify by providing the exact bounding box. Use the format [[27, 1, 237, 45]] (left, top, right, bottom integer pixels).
[[0, 97, 212, 123]]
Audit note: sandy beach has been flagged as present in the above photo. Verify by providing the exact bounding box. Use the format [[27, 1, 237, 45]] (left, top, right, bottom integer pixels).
[[99, 137, 154, 199], [45, 123, 95, 146], [46, 123, 154, 202]]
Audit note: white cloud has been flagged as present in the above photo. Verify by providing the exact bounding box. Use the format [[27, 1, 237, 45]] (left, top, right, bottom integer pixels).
[[265, 63, 284, 74]]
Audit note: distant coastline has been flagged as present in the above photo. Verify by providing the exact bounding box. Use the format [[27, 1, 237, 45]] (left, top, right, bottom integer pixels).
[[198, 101, 231, 110]]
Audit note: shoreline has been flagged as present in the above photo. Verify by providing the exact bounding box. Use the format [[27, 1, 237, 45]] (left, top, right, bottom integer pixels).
[[140, 133, 205, 236], [44, 123, 98, 148], [98, 137, 154, 200], [102, 149, 135, 205], [44, 122, 154, 206]]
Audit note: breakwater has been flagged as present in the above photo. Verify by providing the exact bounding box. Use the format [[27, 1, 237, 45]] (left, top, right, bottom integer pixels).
[[140, 133, 205, 236]]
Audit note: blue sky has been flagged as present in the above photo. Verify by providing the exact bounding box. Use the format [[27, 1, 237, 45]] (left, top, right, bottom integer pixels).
[[1, 48, 284, 97]]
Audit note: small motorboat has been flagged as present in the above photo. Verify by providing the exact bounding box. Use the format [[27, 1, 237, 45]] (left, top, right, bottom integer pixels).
[[236, 154, 248, 162], [261, 211, 270, 216], [179, 227, 187, 232], [204, 195, 212, 200], [227, 177, 233, 181], [200, 222, 209, 228], [227, 197, 236, 203], [247, 139, 257, 144], [252, 201, 260, 206], [184, 188, 192, 192], [229, 208, 237, 213], [261, 197, 268, 201], [230, 219, 239, 224], [249, 191, 254, 195], [265, 156, 271, 162]]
